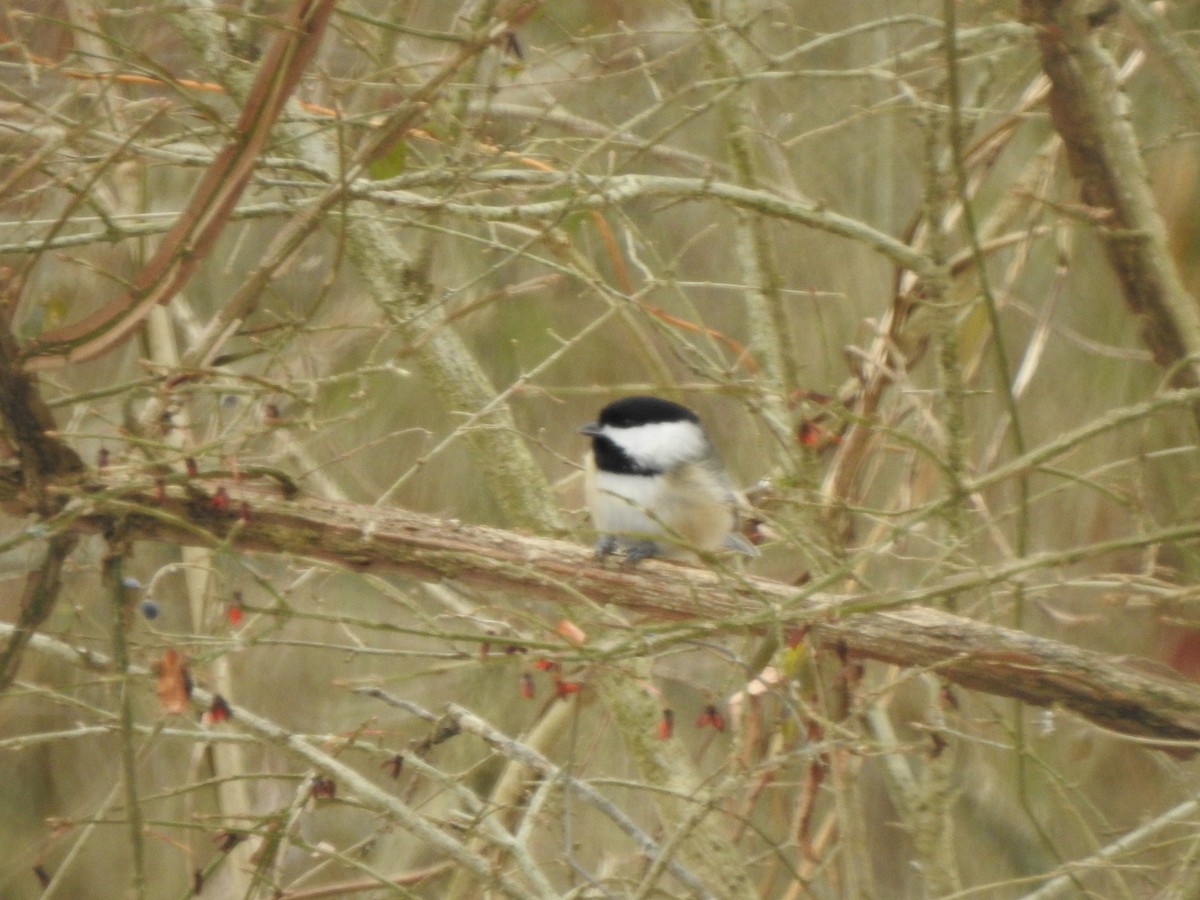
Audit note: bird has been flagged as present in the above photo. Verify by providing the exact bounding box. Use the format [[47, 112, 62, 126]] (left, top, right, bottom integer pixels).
[[579, 395, 758, 563]]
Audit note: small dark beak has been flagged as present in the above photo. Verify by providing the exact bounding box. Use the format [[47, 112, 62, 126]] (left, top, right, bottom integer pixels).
[[578, 422, 601, 437]]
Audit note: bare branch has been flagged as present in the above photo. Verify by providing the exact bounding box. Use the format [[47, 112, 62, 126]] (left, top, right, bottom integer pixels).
[[6, 466, 1200, 747], [0, 532, 77, 693], [20, 0, 339, 370], [0, 625, 536, 900], [439, 699, 713, 897]]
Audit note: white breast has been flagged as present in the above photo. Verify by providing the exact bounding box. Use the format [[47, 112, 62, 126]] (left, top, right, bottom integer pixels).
[[586, 469, 666, 536]]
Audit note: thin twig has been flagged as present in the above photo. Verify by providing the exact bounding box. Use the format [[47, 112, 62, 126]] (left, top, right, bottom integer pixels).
[[444, 701, 713, 898]]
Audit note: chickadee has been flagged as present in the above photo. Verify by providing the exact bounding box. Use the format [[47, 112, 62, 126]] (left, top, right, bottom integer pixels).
[[579, 395, 758, 563]]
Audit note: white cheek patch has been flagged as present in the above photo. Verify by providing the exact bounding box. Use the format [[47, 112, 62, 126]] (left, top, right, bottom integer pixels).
[[602, 420, 708, 471]]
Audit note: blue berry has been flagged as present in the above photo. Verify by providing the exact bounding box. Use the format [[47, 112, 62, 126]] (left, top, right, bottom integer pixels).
[[140, 600, 160, 620]]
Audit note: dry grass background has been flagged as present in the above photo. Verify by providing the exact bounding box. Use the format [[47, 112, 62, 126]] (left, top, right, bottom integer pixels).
[[3, 1, 1200, 897]]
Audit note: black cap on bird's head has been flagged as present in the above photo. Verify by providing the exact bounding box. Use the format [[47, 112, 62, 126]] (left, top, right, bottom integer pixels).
[[589, 396, 699, 430]]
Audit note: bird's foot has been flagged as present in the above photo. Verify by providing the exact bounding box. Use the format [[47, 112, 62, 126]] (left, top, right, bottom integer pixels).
[[622, 540, 660, 565], [594, 535, 661, 565], [593, 534, 620, 560]]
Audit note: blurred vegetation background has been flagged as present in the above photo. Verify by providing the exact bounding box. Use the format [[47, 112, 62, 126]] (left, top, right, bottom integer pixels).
[[3, 0, 1200, 897]]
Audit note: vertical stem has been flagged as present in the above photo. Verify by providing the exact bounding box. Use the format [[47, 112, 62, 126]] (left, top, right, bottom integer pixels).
[[944, 0, 1029, 572], [887, 12, 973, 895], [105, 538, 146, 899], [942, 3, 1068, 890], [922, 94, 966, 560], [687, 0, 794, 415]]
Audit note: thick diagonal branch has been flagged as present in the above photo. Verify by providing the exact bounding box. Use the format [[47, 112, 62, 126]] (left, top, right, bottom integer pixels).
[[4, 467, 1200, 747], [1022, 0, 1200, 397]]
